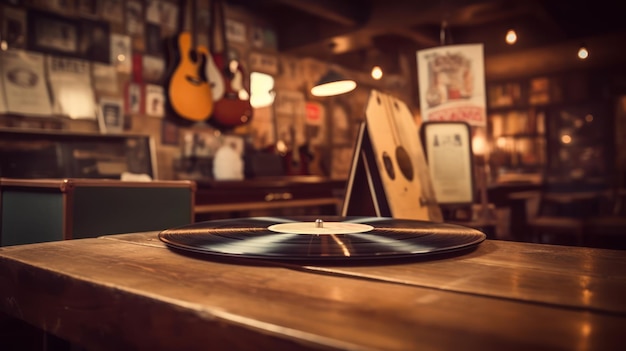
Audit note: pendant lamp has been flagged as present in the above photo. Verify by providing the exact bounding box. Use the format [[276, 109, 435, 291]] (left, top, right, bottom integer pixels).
[[310, 69, 356, 97]]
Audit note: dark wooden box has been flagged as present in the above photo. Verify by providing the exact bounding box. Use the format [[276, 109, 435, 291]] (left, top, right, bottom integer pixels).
[[0, 178, 195, 246]]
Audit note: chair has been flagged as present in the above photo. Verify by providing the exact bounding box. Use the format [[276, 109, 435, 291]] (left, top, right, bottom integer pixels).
[[526, 184, 607, 246], [584, 188, 626, 249]]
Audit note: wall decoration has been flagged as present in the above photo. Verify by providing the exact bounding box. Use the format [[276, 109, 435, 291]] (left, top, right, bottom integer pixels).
[[159, 1, 179, 35], [126, 0, 144, 35], [417, 43, 487, 127], [273, 89, 306, 150], [46, 56, 96, 119], [161, 119, 180, 146], [92, 63, 118, 94], [145, 23, 162, 56], [78, 19, 110, 63], [249, 52, 278, 75], [132, 52, 143, 82], [27, 10, 80, 56], [2, 6, 27, 49], [110, 33, 132, 73], [0, 49, 53, 116], [145, 0, 161, 24], [99, 0, 124, 23], [125, 81, 142, 114], [225, 18, 246, 44], [145, 83, 164, 117], [305, 101, 326, 147], [97, 96, 124, 133], [420, 121, 475, 205], [142, 55, 165, 83], [250, 26, 277, 51]]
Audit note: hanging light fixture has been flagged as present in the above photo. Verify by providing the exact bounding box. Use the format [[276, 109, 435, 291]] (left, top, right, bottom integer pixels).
[[311, 69, 356, 97], [577, 44, 589, 60], [371, 65, 383, 80], [505, 29, 517, 45]]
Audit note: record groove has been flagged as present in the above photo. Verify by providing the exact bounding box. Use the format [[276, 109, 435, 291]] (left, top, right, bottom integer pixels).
[[158, 216, 486, 261]]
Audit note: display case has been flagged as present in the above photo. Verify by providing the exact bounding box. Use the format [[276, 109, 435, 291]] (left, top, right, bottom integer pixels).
[[0, 129, 157, 179]]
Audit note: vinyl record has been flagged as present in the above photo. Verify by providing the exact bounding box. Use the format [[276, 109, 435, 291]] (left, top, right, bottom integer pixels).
[[158, 216, 486, 261]]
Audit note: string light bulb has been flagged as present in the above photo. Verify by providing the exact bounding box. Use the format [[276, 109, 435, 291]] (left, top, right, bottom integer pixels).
[[505, 29, 517, 45], [577, 45, 589, 60], [371, 65, 383, 80]]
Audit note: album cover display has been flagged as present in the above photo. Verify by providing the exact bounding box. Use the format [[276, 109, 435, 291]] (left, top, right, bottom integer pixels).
[[342, 90, 442, 222], [158, 216, 486, 261]]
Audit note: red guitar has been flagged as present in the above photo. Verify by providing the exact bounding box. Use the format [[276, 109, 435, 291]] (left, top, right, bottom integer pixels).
[[208, 0, 253, 130]]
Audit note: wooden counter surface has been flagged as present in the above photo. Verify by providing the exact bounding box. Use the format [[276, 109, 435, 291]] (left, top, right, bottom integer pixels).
[[1, 232, 625, 350]]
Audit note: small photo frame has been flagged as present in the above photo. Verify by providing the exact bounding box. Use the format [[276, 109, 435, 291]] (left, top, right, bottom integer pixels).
[[27, 10, 80, 55], [161, 119, 180, 146], [97, 97, 124, 133]]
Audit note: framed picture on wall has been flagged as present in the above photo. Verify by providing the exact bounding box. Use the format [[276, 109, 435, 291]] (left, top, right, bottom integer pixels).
[[97, 97, 124, 133], [79, 19, 110, 63], [27, 10, 80, 56]]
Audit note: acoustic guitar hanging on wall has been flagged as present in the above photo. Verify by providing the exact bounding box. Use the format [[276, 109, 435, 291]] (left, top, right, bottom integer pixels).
[[208, 0, 253, 130], [166, 0, 214, 123]]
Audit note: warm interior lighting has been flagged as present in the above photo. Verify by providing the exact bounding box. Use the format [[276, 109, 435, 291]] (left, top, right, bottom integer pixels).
[[561, 135, 572, 144], [496, 136, 507, 148], [578, 45, 589, 59], [472, 133, 487, 156], [0, 40, 8, 51], [505, 29, 517, 45], [250, 72, 275, 108], [371, 65, 383, 80], [311, 70, 356, 97], [117, 54, 126, 62]]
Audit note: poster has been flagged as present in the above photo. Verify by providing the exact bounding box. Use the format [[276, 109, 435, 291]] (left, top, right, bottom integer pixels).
[[145, 83, 164, 117], [422, 122, 474, 204], [46, 56, 96, 119], [416, 43, 486, 127], [0, 50, 53, 116]]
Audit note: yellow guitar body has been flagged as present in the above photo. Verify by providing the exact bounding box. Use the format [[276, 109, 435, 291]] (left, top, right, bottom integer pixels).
[[168, 32, 213, 122]]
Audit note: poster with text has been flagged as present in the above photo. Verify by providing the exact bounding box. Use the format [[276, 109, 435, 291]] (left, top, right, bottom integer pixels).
[[416, 43, 486, 127], [46, 56, 96, 119], [0, 50, 53, 116]]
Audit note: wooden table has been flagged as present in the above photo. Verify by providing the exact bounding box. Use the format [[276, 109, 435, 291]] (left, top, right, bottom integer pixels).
[[1, 231, 625, 350]]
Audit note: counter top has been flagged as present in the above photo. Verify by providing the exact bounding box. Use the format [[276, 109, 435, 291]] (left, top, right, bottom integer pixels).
[[1, 231, 625, 350]]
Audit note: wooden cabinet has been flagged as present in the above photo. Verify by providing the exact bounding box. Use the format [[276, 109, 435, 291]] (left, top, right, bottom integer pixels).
[[0, 178, 195, 246], [194, 176, 346, 221]]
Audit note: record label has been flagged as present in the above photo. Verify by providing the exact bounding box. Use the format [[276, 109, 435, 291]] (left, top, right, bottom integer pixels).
[[268, 220, 374, 235], [158, 216, 487, 262]]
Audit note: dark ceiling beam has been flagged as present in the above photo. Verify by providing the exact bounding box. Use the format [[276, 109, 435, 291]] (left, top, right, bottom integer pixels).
[[271, 0, 365, 27]]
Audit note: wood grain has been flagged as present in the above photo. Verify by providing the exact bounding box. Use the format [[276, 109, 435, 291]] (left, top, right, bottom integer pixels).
[[1, 235, 625, 350]]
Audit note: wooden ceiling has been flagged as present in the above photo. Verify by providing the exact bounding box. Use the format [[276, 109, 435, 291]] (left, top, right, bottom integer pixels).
[[228, 0, 626, 73]]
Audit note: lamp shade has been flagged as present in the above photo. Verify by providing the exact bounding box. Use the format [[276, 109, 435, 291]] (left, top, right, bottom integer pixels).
[[310, 70, 356, 97]]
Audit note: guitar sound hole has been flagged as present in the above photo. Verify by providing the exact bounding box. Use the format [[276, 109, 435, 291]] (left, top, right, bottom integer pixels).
[[382, 151, 395, 180], [395, 146, 414, 181]]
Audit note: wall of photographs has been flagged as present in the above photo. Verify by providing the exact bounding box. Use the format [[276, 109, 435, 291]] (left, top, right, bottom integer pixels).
[[0, 0, 413, 181]]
